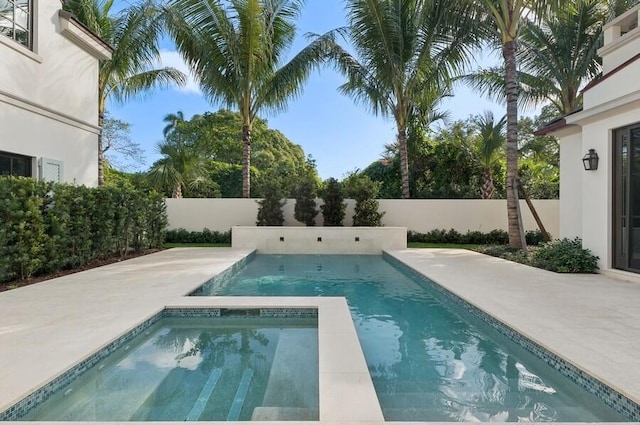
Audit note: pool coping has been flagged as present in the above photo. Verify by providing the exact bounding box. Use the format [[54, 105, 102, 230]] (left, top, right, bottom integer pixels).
[[2, 247, 640, 424]]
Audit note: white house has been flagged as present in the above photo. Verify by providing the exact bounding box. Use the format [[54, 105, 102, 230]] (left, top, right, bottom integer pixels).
[[537, 4, 640, 275], [0, 0, 111, 186]]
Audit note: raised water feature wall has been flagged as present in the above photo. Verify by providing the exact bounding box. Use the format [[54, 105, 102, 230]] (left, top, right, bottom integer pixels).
[[231, 226, 407, 254]]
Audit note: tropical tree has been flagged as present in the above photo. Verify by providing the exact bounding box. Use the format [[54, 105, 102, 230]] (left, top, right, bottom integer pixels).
[[147, 139, 210, 198], [164, 0, 329, 198], [326, 0, 485, 199], [468, 0, 561, 248], [162, 110, 187, 138], [475, 111, 506, 199], [63, 0, 185, 186], [465, 0, 614, 116]]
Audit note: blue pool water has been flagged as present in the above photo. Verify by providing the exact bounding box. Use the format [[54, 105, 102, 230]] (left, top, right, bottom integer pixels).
[[20, 317, 318, 421], [196, 254, 627, 422]]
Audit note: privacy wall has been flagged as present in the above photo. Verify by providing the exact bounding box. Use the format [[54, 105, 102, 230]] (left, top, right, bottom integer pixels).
[[165, 199, 559, 237]]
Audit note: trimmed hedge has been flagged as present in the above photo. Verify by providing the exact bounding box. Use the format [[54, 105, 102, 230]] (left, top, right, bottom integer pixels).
[[408, 229, 546, 246], [164, 228, 231, 244], [0, 177, 167, 283]]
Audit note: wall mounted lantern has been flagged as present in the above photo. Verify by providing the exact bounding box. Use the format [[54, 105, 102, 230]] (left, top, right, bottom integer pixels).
[[583, 149, 599, 171]]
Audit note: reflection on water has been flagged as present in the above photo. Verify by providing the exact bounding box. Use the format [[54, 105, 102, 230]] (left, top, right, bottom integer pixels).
[[206, 255, 627, 422], [22, 319, 318, 421]]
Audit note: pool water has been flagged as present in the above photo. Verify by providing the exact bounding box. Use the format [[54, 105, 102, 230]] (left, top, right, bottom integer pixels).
[[197, 254, 627, 422], [21, 317, 318, 421]]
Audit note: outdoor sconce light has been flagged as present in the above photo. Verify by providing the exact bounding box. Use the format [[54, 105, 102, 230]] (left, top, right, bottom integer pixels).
[[583, 149, 599, 171]]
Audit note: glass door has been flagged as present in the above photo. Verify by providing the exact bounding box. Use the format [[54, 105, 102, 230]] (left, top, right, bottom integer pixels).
[[614, 125, 640, 271]]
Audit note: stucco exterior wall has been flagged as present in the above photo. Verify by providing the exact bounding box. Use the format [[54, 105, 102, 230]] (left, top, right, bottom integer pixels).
[[583, 60, 640, 110], [572, 109, 640, 269], [165, 198, 559, 236], [556, 128, 583, 239], [0, 0, 104, 186]]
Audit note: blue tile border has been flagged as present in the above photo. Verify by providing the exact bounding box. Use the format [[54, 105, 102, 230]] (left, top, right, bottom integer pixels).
[[0, 305, 316, 421], [189, 251, 256, 296], [383, 251, 640, 421]]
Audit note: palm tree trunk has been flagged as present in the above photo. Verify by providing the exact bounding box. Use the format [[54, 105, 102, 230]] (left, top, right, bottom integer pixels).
[[242, 124, 251, 198], [481, 167, 495, 199], [398, 127, 411, 199], [172, 183, 182, 198], [98, 112, 105, 186], [503, 40, 525, 249]]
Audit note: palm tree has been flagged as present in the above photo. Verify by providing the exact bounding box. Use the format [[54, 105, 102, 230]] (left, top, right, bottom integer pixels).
[[326, 0, 484, 199], [162, 110, 186, 138], [475, 111, 506, 199], [63, 0, 185, 186], [163, 0, 328, 198], [464, 0, 614, 116], [469, 0, 561, 248], [147, 139, 209, 198]]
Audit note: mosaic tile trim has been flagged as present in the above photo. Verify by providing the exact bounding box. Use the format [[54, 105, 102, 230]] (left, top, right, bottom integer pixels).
[[383, 252, 640, 421], [189, 250, 255, 296], [164, 307, 317, 319], [0, 305, 318, 421], [0, 313, 162, 421]]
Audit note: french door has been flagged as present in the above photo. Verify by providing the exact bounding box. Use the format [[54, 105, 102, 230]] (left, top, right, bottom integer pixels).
[[614, 124, 640, 271]]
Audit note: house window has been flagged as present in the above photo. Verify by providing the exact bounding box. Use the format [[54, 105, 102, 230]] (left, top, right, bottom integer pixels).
[[0, 150, 33, 177], [0, 0, 32, 49]]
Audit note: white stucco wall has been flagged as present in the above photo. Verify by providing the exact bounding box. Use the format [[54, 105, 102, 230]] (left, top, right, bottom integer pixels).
[[0, 0, 103, 186], [232, 226, 407, 254], [165, 198, 559, 236], [567, 108, 640, 270], [583, 60, 640, 110], [556, 127, 583, 239]]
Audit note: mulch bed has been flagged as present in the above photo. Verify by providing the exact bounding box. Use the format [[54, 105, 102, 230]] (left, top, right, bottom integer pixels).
[[0, 249, 162, 292]]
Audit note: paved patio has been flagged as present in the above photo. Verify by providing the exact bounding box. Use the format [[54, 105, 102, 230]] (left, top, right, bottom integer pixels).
[[0, 247, 639, 424]]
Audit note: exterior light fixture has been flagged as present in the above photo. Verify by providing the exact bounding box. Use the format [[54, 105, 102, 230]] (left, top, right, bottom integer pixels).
[[583, 149, 599, 171]]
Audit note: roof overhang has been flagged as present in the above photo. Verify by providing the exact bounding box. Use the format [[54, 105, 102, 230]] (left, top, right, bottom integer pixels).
[[58, 10, 113, 61]]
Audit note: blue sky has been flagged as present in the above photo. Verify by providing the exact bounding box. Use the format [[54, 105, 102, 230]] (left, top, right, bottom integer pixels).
[[109, 0, 515, 180]]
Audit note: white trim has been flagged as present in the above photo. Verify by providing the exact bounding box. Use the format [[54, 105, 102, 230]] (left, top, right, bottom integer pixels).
[[58, 11, 112, 61], [0, 34, 43, 63], [598, 26, 640, 58], [603, 4, 640, 30], [0, 89, 101, 135], [565, 89, 640, 125]]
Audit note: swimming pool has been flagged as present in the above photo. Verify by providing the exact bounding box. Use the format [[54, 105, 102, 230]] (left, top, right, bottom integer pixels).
[[17, 313, 318, 421], [195, 254, 628, 422]]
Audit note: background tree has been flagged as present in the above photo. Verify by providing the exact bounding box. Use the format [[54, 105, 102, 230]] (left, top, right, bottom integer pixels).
[[164, 0, 329, 198], [63, 0, 185, 186], [161, 109, 320, 197], [326, 0, 485, 198], [321, 178, 347, 226], [101, 113, 144, 171], [474, 111, 506, 199], [147, 139, 211, 198]]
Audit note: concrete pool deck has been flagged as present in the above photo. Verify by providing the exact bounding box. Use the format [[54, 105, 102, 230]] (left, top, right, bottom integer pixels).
[[0, 247, 639, 424]]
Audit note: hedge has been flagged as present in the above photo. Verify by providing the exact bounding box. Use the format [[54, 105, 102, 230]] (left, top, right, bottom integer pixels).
[[407, 229, 547, 246], [0, 177, 167, 283]]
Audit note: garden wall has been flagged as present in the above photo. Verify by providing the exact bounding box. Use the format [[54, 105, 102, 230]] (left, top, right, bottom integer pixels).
[[165, 199, 559, 236]]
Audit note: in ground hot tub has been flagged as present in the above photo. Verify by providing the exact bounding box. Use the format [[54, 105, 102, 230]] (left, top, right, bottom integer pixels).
[[5, 308, 318, 421]]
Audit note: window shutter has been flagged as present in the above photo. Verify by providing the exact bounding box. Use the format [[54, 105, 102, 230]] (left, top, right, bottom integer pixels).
[[39, 158, 64, 183]]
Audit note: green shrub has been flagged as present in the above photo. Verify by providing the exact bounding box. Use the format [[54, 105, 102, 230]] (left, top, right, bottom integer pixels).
[[344, 175, 384, 226], [531, 238, 599, 273], [256, 184, 286, 226], [408, 228, 509, 245], [525, 229, 547, 246], [0, 177, 167, 283], [164, 228, 231, 244], [293, 180, 318, 226], [321, 178, 346, 226]]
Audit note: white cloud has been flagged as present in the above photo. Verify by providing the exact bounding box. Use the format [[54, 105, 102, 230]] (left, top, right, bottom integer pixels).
[[159, 49, 202, 95]]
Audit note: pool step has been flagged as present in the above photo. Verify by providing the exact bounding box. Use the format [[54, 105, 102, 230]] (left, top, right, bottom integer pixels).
[[226, 368, 254, 421], [251, 406, 319, 420], [185, 368, 222, 421]]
